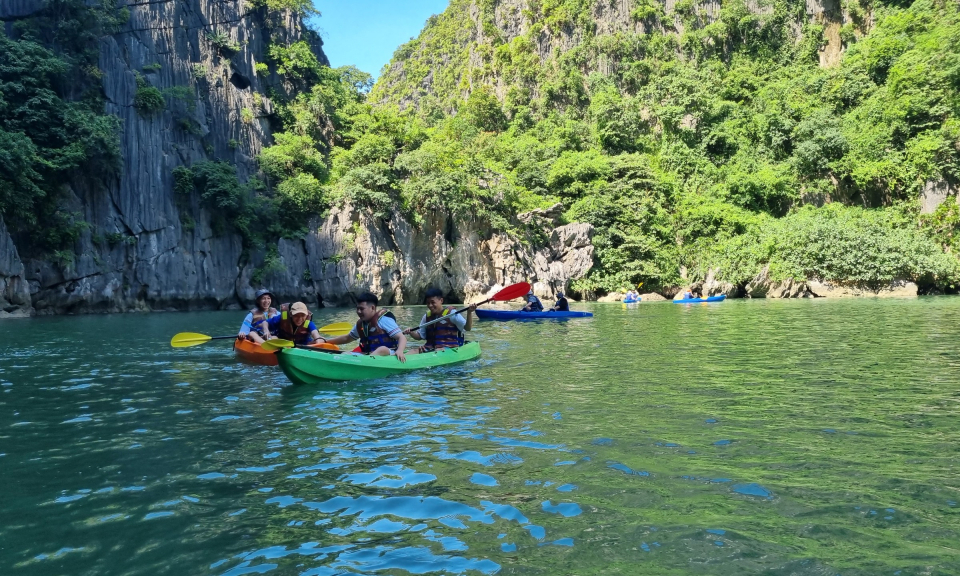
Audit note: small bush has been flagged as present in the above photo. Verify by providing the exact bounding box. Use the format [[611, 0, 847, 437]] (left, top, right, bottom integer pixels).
[[206, 31, 240, 54], [134, 86, 165, 115]]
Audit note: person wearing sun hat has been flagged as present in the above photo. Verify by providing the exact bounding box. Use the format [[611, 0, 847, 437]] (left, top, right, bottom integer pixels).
[[238, 288, 279, 343], [262, 301, 322, 345], [521, 287, 544, 312]]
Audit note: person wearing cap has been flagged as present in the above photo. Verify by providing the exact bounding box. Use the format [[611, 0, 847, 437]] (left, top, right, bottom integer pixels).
[[262, 301, 323, 345], [317, 292, 408, 361], [404, 288, 476, 353], [521, 288, 544, 312], [674, 287, 695, 301], [551, 292, 569, 312], [238, 289, 280, 343]]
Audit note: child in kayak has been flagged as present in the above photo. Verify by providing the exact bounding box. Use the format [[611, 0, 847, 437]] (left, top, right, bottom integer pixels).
[[405, 288, 476, 352], [262, 301, 323, 344], [317, 292, 408, 362], [551, 292, 570, 311], [521, 288, 544, 312], [238, 288, 279, 344]]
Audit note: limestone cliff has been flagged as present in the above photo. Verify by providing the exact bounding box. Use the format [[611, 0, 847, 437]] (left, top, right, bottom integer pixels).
[[0, 0, 594, 315]]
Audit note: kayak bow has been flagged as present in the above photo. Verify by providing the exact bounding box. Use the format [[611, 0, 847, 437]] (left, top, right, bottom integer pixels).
[[673, 295, 727, 304], [234, 339, 338, 366], [474, 309, 593, 320], [277, 342, 482, 384]]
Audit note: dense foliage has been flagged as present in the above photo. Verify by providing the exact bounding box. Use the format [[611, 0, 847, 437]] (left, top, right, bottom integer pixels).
[[0, 0, 126, 253], [354, 0, 960, 293]]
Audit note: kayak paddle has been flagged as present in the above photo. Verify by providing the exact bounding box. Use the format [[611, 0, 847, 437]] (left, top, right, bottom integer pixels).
[[411, 281, 531, 333], [260, 322, 355, 351], [170, 333, 238, 348]]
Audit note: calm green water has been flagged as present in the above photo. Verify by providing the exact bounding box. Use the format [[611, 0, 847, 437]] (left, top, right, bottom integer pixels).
[[2, 299, 959, 575]]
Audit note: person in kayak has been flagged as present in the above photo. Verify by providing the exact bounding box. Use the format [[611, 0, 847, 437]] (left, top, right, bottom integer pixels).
[[674, 287, 695, 301], [317, 292, 408, 362], [238, 289, 279, 344], [404, 288, 476, 353], [521, 288, 544, 312], [551, 292, 570, 312], [262, 301, 323, 344]]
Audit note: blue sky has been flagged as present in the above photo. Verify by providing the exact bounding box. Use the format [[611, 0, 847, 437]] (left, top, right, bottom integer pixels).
[[311, 1, 451, 78]]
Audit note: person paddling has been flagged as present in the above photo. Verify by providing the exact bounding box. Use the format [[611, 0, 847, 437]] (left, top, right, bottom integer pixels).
[[239, 289, 279, 344], [675, 287, 695, 301], [262, 301, 322, 345], [317, 292, 408, 362], [551, 292, 569, 312], [521, 288, 544, 312], [405, 288, 476, 353]]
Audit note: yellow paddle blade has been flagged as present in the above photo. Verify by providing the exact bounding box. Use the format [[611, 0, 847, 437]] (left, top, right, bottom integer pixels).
[[261, 339, 295, 351], [170, 333, 212, 348], [317, 322, 353, 336]]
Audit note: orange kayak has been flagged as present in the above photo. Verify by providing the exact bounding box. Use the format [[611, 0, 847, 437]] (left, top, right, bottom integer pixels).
[[233, 339, 339, 366]]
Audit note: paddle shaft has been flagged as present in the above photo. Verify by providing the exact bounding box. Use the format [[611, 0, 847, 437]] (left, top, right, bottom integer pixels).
[[412, 300, 489, 333]]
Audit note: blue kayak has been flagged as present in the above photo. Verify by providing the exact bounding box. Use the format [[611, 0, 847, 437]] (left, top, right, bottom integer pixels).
[[673, 295, 727, 304], [475, 309, 593, 320], [623, 298, 641, 304]]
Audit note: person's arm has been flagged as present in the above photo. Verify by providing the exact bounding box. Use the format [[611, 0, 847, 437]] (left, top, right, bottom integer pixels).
[[395, 332, 408, 362], [238, 313, 254, 338], [464, 304, 476, 331], [403, 314, 427, 340]]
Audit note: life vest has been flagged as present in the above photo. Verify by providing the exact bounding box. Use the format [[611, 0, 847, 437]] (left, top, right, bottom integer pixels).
[[357, 310, 398, 354], [276, 303, 314, 344], [249, 306, 278, 336], [423, 308, 464, 350]]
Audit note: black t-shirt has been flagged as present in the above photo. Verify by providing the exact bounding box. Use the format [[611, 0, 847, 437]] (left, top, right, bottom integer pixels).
[[554, 297, 569, 311]]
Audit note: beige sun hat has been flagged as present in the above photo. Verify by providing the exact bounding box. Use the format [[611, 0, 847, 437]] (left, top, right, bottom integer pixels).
[[290, 302, 310, 315]]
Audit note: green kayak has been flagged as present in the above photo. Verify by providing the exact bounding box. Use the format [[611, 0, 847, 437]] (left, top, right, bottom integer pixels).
[[276, 342, 482, 384]]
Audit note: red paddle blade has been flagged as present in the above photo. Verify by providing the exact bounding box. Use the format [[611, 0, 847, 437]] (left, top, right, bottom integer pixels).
[[491, 282, 531, 301]]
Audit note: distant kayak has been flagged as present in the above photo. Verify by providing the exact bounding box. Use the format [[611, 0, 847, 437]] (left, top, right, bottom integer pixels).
[[475, 309, 593, 320], [673, 295, 727, 304], [623, 298, 641, 304], [277, 342, 482, 384]]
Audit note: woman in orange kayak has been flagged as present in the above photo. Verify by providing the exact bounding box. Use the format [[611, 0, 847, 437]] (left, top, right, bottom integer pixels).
[[238, 289, 279, 344]]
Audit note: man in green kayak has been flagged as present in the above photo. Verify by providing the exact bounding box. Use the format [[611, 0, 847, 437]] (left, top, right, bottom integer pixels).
[[316, 292, 408, 362], [404, 288, 476, 353], [262, 301, 323, 344], [238, 289, 279, 343]]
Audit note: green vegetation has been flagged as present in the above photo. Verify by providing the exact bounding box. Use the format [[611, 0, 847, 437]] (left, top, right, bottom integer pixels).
[[134, 85, 165, 114], [356, 0, 960, 294], [250, 0, 319, 16], [206, 31, 240, 55], [0, 0, 125, 253]]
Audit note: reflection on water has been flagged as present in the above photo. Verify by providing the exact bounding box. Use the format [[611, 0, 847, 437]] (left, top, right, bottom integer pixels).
[[2, 299, 960, 575]]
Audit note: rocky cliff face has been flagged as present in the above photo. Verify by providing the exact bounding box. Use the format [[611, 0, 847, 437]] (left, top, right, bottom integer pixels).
[[0, 0, 595, 315]]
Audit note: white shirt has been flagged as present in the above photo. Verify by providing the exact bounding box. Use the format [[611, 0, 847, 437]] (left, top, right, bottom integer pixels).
[[347, 315, 402, 340]]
